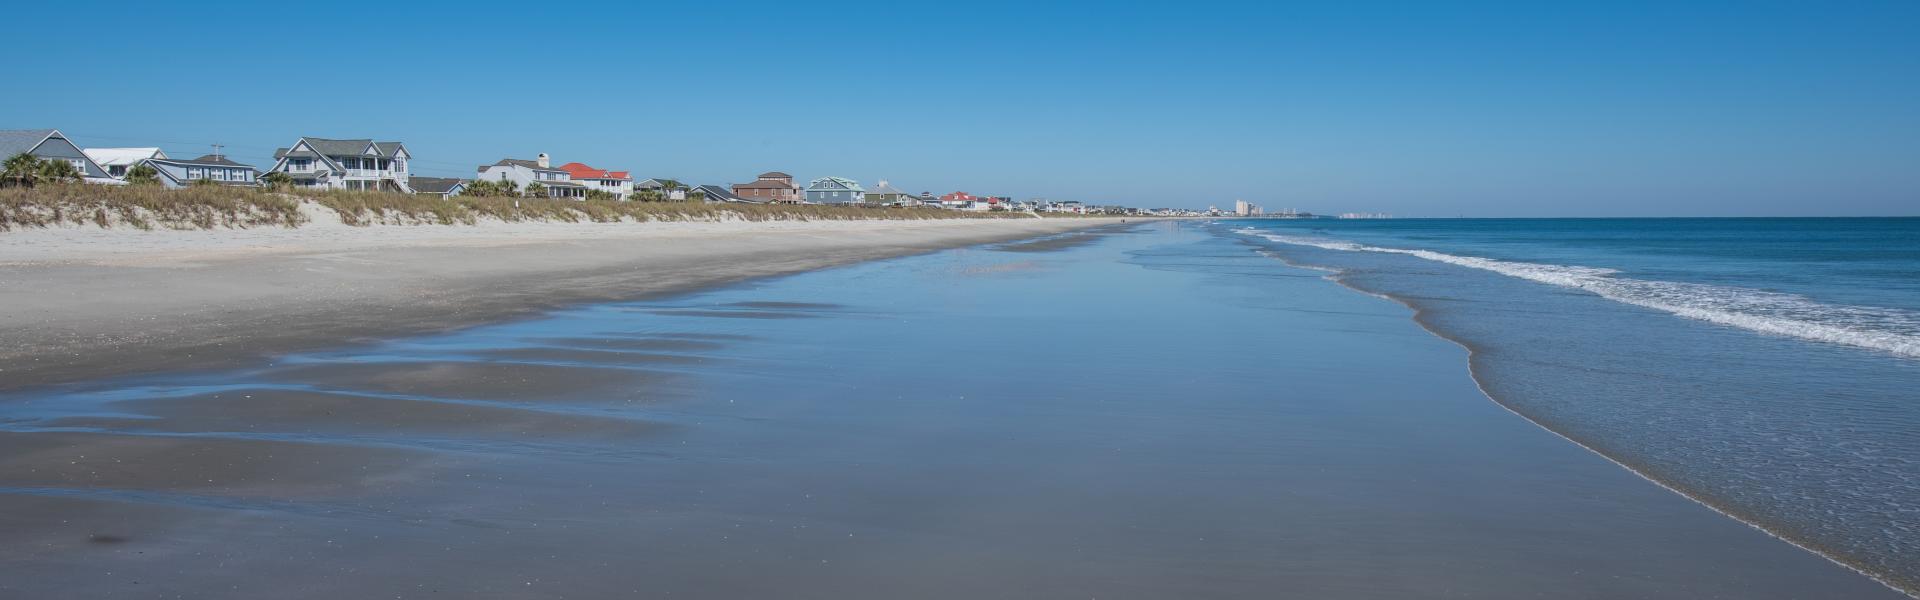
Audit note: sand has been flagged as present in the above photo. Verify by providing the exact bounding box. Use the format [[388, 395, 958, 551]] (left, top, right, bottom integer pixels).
[[0, 210, 1116, 390]]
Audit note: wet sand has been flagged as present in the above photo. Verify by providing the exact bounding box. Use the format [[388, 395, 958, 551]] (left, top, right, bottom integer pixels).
[[0, 221, 1904, 598], [0, 217, 1119, 391]]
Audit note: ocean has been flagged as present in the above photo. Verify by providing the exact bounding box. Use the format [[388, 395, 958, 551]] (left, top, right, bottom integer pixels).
[[1233, 217, 1920, 594], [0, 221, 1908, 598]]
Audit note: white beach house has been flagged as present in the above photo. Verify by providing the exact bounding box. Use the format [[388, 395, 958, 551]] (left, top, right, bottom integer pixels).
[[477, 154, 587, 199], [264, 136, 413, 192], [559, 162, 633, 199], [83, 147, 168, 179]]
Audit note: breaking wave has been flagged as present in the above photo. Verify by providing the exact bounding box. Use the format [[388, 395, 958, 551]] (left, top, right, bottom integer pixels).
[[1237, 229, 1920, 359]]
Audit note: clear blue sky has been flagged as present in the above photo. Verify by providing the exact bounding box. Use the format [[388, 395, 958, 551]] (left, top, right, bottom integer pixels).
[[5, 1, 1915, 216]]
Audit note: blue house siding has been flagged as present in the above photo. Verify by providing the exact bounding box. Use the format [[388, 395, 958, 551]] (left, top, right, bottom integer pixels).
[[142, 158, 258, 188], [804, 177, 866, 204], [0, 130, 112, 179], [805, 189, 864, 203]]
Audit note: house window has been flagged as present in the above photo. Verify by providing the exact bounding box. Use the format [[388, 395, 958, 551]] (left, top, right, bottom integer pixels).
[[68, 159, 88, 174]]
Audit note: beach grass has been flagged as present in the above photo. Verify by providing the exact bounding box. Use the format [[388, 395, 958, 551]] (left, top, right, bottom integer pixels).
[[1, 183, 307, 231], [1, 185, 1066, 231]]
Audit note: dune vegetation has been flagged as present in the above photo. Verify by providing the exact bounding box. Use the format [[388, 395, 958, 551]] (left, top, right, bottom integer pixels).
[[0, 183, 1059, 232]]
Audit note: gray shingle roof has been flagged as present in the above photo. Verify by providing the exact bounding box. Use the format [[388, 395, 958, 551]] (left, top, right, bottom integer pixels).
[[172, 154, 250, 167], [489, 158, 565, 172], [0, 129, 57, 157], [275, 137, 404, 160], [694, 184, 752, 202], [733, 179, 792, 189], [408, 176, 467, 194]]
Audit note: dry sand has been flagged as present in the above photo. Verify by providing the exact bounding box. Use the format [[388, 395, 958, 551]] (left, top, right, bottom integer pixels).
[[0, 209, 1117, 390]]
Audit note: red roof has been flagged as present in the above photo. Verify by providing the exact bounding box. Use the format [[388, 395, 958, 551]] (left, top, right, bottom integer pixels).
[[559, 162, 631, 180], [940, 191, 977, 202]]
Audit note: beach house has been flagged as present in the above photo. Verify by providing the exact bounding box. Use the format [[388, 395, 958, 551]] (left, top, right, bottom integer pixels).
[[408, 176, 468, 198], [732, 171, 800, 203], [134, 154, 258, 187], [0, 129, 119, 184], [635, 178, 688, 201], [477, 154, 586, 199], [559, 162, 633, 199], [805, 177, 865, 204], [863, 180, 915, 205], [692, 184, 752, 203], [83, 147, 168, 178], [1047, 200, 1086, 214], [265, 136, 413, 192], [939, 191, 981, 210]]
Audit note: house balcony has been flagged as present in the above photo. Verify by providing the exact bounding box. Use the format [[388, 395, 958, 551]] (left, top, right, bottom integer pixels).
[[343, 169, 397, 178]]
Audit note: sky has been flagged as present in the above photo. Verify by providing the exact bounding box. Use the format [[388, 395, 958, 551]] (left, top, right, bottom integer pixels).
[[4, 1, 1916, 216]]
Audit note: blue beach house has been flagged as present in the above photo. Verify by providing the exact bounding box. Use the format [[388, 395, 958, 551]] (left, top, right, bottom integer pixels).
[[805, 176, 864, 204]]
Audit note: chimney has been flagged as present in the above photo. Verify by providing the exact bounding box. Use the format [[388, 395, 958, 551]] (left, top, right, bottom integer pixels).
[[537, 153, 550, 168]]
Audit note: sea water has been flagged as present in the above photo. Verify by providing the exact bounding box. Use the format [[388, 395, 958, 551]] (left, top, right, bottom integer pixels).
[[1234, 217, 1920, 593]]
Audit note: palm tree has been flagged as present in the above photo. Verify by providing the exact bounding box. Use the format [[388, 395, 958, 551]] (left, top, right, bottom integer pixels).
[[126, 164, 161, 186], [35, 157, 81, 185], [659, 178, 688, 201], [524, 181, 546, 197], [2, 153, 42, 188], [259, 171, 291, 190]]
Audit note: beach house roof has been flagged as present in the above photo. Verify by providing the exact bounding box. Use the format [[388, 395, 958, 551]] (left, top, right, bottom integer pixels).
[[274, 137, 406, 160], [867, 180, 909, 196], [0, 129, 115, 181], [693, 184, 753, 203], [807, 176, 864, 192], [558, 162, 630, 180], [734, 178, 792, 189], [758, 171, 791, 179], [407, 176, 468, 195], [177, 154, 248, 167], [0, 129, 59, 157], [83, 147, 167, 168], [487, 158, 567, 172]]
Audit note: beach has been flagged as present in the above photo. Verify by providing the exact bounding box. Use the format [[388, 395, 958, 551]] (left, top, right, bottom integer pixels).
[[0, 220, 1902, 598], [0, 211, 1113, 390]]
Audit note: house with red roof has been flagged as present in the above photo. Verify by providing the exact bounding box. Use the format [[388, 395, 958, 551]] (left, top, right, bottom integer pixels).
[[939, 191, 1002, 211], [559, 162, 633, 199], [939, 191, 978, 209]]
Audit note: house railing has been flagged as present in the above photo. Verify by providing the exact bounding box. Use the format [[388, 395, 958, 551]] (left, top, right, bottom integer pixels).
[[343, 169, 393, 178]]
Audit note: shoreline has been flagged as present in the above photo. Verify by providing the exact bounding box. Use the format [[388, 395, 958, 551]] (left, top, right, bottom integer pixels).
[[0, 216, 1128, 392], [1345, 268, 1918, 600], [1238, 232, 1918, 599]]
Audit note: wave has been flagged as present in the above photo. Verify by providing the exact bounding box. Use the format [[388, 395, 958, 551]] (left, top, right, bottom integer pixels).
[[1235, 228, 1920, 359]]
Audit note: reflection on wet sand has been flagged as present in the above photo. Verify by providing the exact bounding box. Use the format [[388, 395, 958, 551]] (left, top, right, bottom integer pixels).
[[44, 388, 665, 439], [267, 360, 678, 403]]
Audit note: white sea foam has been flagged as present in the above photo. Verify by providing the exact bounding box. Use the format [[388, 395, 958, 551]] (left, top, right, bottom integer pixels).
[[1235, 228, 1920, 359]]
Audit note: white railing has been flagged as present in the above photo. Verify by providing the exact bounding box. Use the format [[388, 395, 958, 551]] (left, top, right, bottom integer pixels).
[[344, 169, 391, 178]]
